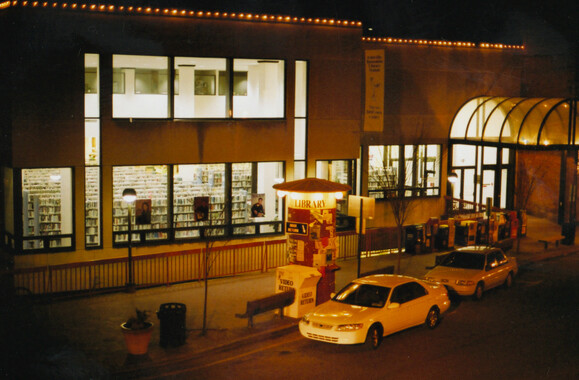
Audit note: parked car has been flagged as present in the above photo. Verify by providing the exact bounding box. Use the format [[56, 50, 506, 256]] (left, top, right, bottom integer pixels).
[[424, 246, 518, 300], [299, 274, 450, 349]]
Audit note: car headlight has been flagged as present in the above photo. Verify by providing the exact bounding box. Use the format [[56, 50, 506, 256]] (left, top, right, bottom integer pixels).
[[301, 315, 310, 324], [335, 323, 364, 331], [455, 280, 475, 286]]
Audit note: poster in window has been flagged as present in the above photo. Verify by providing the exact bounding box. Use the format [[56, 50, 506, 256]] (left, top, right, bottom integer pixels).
[[194, 196, 209, 221], [250, 193, 265, 218], [135, 199, 152, 225]]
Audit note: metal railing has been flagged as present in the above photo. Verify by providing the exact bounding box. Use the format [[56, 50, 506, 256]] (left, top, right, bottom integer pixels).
[[11, 232, 372, 296], [445, 196, 487, 218]]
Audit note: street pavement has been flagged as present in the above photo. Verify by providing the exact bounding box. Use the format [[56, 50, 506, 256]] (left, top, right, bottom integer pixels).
[[0, 216, 576, 379]]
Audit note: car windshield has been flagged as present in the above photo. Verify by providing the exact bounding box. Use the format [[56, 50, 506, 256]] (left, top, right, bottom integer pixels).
[[333, 283, 391, 308], [440, 251, 485, 270]]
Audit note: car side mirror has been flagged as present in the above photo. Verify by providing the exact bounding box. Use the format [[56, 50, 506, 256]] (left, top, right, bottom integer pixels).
[[387, 302, 400, 310], [485, 264, 492, 271]]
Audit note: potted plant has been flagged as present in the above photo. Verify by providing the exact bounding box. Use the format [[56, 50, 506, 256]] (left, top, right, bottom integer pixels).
[[121, 308, 154, 355]]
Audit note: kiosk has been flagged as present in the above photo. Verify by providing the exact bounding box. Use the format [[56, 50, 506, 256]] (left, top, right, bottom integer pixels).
[[274, 178, 351, 305]]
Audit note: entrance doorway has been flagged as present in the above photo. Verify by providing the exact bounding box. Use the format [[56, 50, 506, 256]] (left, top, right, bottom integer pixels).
[[449, 144, 514, 210]]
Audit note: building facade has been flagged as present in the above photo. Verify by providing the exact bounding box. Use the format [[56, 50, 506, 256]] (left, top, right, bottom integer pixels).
[[1, 1, 576, 276], [1, 2, 362, 268]]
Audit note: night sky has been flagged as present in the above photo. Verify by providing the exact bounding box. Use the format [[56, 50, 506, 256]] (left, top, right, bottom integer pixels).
[[107, 0, 577, 45]]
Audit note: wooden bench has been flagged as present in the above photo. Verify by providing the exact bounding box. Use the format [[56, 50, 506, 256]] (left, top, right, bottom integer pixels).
[[236, 289, 295, 327], [538, 235, 565, 249]]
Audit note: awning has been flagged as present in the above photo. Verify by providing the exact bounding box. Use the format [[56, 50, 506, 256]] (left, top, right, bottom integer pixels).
[[449, 96, 578, 148]]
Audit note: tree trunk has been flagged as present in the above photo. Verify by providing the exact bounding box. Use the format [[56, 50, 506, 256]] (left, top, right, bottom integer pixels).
[[397, 225, 403, 274]]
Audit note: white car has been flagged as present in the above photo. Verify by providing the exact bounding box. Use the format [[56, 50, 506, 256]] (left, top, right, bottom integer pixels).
[[299, 274, 450, 349], [424, 246, 518, 300]]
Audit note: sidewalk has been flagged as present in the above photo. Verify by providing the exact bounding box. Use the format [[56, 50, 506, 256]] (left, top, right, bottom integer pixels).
[[2, 216, 577, 378]]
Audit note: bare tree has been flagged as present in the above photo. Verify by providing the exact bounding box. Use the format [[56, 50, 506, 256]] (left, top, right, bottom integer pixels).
[[514, 155, 547, 252], [199, 205, 229, 336]]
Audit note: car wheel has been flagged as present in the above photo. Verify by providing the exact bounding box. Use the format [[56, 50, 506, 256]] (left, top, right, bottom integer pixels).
[[473, 282, 484, 301], [504, 272, 514, 288], [365, 324, 383, 350], [425, 307, 440, 329]]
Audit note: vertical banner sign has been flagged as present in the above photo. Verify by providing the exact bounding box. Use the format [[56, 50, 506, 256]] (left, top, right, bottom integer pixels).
[[364, 49, 385, 132]]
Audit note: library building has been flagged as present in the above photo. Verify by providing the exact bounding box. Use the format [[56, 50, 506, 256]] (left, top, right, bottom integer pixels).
[[1, 1, 576, 295]]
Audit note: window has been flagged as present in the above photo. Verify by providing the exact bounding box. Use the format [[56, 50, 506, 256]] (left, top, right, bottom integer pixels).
[[174, 57, 227, 118], [111, 55, 285, 119], [390, 282, 426, 304], [112, 55, 170, 118], [368, 144, 441, 199], [294, 60, 308, 179], [84, 54, 99, 118], [334, 283, 391, 308], [233, 59, 285, 118], [232, 162, 284, 236], [112, 166, 169, 244], [85, 167, 101, 247], [85, 54, 101, 248], [173, 164, 226, 239], [21, 168, 74, 251], [111, 163, 284, 246]]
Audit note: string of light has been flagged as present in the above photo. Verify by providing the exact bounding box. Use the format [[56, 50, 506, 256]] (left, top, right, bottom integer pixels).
[[362, 37, 524, 50], [1, 1, 525, 49], [1, 1, 363, 28]]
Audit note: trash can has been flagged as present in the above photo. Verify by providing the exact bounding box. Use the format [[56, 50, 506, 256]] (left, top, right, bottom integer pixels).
[[157, 303, 186, 347], [562, 222, 575, 245]]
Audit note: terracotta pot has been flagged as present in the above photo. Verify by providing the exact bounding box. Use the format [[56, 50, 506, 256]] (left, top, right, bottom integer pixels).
[[121, 322, 154, 355]]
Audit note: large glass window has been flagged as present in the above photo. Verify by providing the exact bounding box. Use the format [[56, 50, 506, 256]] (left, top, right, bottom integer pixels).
[[233, 59, 285, 118], [112, 166, 169, 244], [112, 162, 284, 246], [368, 145, 441, 199], [112, 55, 169, 118], [174, 57, 228, 118], [173, 164, 226, 239], [21, 168, 74, 250], [232, 162, 284, 235]]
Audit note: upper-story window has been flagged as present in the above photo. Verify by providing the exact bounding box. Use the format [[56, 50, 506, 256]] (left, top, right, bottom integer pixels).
[[233, 59, 284, 118], [174, 57, 227, 118], [112, 55, 285, 120], [112, 55, 170, 119]]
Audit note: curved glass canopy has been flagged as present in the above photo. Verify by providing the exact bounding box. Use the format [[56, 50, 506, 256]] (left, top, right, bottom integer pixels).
[[449, 96, 578, 147]]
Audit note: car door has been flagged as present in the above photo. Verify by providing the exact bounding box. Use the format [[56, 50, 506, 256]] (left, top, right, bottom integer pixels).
[[484, 250, 508, 289], [384, 283, 413, 335], [404, 282, 430, 326], [387, 282, 429, 332]]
